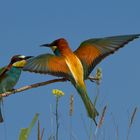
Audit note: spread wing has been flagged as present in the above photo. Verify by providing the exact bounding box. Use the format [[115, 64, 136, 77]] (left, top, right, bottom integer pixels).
[[23, 53, 70, 78], [74, 34, 140, 78]]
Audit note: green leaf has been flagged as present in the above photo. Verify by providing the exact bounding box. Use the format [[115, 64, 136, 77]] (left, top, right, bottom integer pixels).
[[19, 113, 39, 140]]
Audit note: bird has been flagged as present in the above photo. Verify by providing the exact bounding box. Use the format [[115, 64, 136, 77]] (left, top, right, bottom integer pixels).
[[0, 55, 32, 122], [23, 34, 140, 124]]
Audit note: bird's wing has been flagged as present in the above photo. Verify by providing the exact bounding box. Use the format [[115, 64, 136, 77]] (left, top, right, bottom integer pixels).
[[23, 53, 70, 78], [0, 67, 6, 76], [0, 66, 8, 82], [0, 66, 8, 77], [74, 34, 140, 78]]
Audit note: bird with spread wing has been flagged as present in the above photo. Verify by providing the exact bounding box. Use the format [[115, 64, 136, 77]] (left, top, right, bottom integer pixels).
[[23, 34, 140, 125]]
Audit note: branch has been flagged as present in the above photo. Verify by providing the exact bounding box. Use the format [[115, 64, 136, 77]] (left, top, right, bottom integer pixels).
[[0, 78, 67, 98], [0, 76, 98, 98]]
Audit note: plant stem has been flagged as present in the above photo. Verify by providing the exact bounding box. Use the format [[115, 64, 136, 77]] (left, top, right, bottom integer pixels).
[[56, 97, 59, 140]]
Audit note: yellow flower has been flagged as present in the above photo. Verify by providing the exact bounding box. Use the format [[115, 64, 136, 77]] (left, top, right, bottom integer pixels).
[[52, 89, 65, 97]]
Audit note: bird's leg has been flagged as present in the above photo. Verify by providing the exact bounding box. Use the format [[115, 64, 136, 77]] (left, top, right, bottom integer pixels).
[[88, 68, 102, 84], [9, 89, 16, 93], [88, 76, 99, 82]]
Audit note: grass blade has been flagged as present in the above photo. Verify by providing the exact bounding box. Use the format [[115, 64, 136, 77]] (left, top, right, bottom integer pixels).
[[19, 113, 39, 140]]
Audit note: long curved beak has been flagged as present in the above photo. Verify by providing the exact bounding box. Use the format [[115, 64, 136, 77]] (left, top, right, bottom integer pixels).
[[40, 43, 51, 47]]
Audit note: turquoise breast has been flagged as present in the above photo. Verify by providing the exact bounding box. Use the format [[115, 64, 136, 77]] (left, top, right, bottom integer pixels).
[[0, 67, 21, 93]]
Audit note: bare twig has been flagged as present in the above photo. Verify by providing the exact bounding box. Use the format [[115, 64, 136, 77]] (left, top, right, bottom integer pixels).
[[37, 120, 45, 140], [69, 94, 74, 140], [0, 78, 67, 98], [98, 105, 107, 128], [41, 128, 45, 140], [0, 76, 96, 98], [38, 120, 41, 140], [95, 105, 107, 135], [127, 107, 138, 140], [128, 107, 137, 129], [69, 95, 74, 116]]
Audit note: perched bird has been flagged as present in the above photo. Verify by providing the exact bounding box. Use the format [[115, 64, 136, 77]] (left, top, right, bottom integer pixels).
[[0, 55, 32, 122], [23, 34, 140, 124]]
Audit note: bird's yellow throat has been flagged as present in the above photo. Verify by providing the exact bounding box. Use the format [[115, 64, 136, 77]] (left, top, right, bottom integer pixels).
[[12, 60, 27, 68], [51, 46, 57, 51]]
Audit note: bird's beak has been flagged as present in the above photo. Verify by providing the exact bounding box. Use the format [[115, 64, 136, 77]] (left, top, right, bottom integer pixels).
[[40, 43, 51, 47], [25, 56, 33, 60]]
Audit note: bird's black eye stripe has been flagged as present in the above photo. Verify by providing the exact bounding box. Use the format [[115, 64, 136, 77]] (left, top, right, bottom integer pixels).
[[11, 57, 23, 64]]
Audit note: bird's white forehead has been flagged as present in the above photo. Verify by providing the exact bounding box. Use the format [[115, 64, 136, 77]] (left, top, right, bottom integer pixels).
[[18, 55, 25, 58]]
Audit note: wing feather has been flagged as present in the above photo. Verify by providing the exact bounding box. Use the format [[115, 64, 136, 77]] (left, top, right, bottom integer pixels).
[[0, 67, 6, 76], [23, 53, 70, 78], [75, 34, 140, 78]]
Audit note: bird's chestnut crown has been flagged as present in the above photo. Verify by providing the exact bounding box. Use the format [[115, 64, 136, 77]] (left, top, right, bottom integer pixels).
[[41, 38, 69, 51]]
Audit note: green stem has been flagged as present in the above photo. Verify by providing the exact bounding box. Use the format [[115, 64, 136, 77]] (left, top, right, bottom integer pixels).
[[56, 97, 59, 140]]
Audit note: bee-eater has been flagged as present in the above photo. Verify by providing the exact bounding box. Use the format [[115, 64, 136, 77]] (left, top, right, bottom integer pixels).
[[0, 55, 32, 122], [23, 34, 140, 124]]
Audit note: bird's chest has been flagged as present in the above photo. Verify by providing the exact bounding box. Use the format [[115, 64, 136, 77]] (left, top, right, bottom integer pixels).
[[0, 67, 21, 93], [65, 54, 84, 84]]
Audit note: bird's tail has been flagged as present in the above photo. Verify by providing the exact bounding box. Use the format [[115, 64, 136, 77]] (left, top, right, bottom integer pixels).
[[0, 108, 3, 123], [0, 99, 4, 123], [76, 84, 99, 125]]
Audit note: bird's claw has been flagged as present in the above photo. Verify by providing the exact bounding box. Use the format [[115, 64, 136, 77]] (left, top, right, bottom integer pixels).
[[88, 76, 99, 82]]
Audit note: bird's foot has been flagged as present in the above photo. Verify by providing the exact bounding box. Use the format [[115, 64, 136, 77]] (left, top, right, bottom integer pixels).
[[10, 89, 16, 93], [88, 76, 99, 82], [88, 68, 102, 84]]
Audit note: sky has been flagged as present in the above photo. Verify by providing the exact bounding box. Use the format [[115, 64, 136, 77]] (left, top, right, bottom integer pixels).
[[0, 0, 140, 139]]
